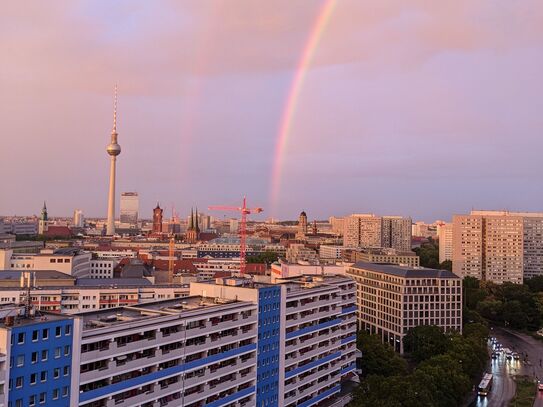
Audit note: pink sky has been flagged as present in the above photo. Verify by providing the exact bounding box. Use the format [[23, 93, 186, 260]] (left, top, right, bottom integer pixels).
[[1, 1, 543, 220]]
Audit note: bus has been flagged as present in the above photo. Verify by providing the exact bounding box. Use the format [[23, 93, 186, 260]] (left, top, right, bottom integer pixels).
[[478, 373, 493, 397]]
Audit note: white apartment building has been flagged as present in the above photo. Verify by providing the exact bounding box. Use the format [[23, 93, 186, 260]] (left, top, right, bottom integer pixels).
[[343, 214, 412, 252], [0, 248, 91, 278], [347, 262, 462, 354], [452, 210, 543, 283], [0, 282, 190, 314], [77, 296, 258, 407], [190, 275, 357, 407], [437, 222, 453, 263], [320, 245, 345, 260]]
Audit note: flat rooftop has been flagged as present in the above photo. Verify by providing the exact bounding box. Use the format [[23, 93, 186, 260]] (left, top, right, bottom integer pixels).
[[76, 295, 244, 331], [0, 270, 75, 280], [351, 262, 459, 279]]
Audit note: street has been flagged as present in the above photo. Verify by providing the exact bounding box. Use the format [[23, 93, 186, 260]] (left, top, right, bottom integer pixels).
[[473, 327, 543, 407]]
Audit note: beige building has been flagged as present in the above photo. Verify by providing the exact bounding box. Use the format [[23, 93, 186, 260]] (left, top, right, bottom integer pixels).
[[437, 222, 453, 264], [347, 262, 462, 353], [452, 210, 543, 284], [343, 214, 412, 251], [329, 216, 345, 235], [343, 248, 419, 267]]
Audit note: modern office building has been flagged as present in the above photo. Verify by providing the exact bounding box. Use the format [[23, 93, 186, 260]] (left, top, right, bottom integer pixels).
[[73, 210, 84, 228], [437, 222, 453, 264], [452, 210, 543, 283], [119, 192, 139, 225], [343, 214, 412, 252], [347, 262, 462, 354]]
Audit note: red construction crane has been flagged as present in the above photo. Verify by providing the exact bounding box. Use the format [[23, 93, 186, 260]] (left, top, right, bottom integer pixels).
[[209, 196, 263, 275]]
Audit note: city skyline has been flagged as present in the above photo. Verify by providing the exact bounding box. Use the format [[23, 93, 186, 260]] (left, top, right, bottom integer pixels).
[[2, 1, 543, 221]]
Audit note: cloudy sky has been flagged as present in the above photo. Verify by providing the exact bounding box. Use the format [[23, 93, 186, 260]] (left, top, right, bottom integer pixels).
[[1, 0, 543, 221]]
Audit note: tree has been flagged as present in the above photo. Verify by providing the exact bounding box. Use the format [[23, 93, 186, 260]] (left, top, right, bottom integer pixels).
[[439, 260, 452, 271], [403, 326, 447, 362], [525, 276, 543, 293], [356, 332, 407, 377], [246, 251, 278, 265]]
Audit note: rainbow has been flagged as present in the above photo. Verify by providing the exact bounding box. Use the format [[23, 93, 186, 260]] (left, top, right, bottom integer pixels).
[[270, 0, 337, 213]]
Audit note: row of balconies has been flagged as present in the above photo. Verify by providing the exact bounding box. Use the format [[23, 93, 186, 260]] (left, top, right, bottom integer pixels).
[[81, 322, 257, 363], [81, 354, 257, 406], [80, 331, 257, 384]]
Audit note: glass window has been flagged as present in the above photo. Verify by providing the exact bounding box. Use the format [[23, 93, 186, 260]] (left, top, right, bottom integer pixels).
[[39, 392, 46, 404], [31, 352, 37, 364], [64, 345, 70, 356], [62, 386, 69, 397], [40, 371, 47, 382], [52, 389, 59, 400], [16, 399, 23, 407], [42, 329, 48, 340], [29, 395, 36, 407], [63, 366, 69, 376], [32, 330, 38, 342], [17, 333, 24, 344], [30, 373, 36, 385], [41, 350, 48, 361], [16, 355, 24, 367], [54, 368, 60, 379], [64, 325, 71, 336], [55, 326, 61, 337], [15, 377, 23, 388], [54, 347, 61, 359]]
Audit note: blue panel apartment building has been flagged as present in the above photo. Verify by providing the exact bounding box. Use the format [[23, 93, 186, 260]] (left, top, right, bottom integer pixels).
[[0, 274, 356, 407], [0, 311, 80, 407]]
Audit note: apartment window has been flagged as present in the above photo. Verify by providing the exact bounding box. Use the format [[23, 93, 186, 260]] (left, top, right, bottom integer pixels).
[[52, 389, 59, 400], [65, 325, 71, 336], [17, 333, 24, 344], [32, 330, 38, 342], [30, 373, 37, 385], [39, 392, 46, 404], [54, 347, 61, 359], [54, 368, 60, 379], [16, 355, 24, 367], [55, 326, 61, 337], [41, 350, 48, 361], [63, 366, 70, 376], [42, 329, 48, 340], [15, 377, 23, 388], [16, 399, 22, 407], [40, 371, 47, 382], [29, 395, 36, 407], [62, 386, 69, 397]]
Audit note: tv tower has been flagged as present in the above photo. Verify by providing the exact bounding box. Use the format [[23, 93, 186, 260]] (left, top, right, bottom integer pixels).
[[106, 85, 121, 235]]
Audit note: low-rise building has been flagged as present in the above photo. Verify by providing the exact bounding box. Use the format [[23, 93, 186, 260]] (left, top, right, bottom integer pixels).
[[343, 248, 419, 267]]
